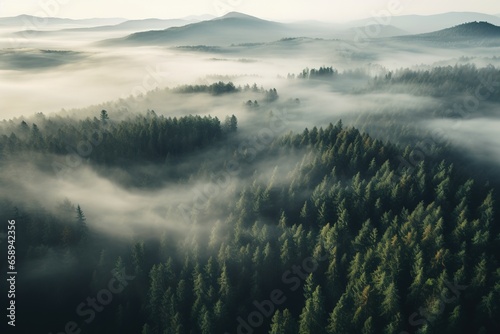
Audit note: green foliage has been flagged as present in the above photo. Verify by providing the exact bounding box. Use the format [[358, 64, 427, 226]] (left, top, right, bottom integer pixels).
[[369, 64, 500, 103], [0, 113, 229, 165], [175, 81, 237, 95], [1, 115, 499, 334], [298, 66, 338, 79]]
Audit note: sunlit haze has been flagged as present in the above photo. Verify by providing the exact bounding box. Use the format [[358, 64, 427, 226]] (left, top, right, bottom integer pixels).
[[0, 0, 498, 21], [2, 1, 500, 333]]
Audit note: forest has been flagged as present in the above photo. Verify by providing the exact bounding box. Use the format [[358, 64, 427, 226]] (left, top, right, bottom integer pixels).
[[0, 91, 499, 333], [2, 8, 500, 333]]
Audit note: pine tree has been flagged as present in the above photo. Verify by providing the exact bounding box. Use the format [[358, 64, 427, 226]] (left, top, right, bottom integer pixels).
[[327, 292, 353, 334], [280, 239, 293, 266], [218, 263, 231, 300], [269, 309, 298, 334], [148, 264, 166, 331], [300, 201, 312, 225], [213, 299, 228, 332], [381, 281, 399, 317], [299, 285, 325, 334], [471, 254, 488, 289], [100, 109, 109, 123], [75, 205, 88, 242], [478, 191, 494, 228], [269, 310, 284, 334], [131, 241, 145, 277], [199, 306, 214, 334], [170, 312, 184, 334]]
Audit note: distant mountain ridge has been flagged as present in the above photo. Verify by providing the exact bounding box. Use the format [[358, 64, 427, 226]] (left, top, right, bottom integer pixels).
[[389, 21, 500, 47], [213, 12, 263, 21], [0, 14, 212, 32], [0, 15, 126, 28], [15, 18, 193, 34], [106, 12, 500, 47], [4, 11, 500, 48], [103, 11, 369, 46], [349, 12, 500, 34], [107, 12, 290, 46], [418, 21, 500, 38], [406, 21, 500, 41]]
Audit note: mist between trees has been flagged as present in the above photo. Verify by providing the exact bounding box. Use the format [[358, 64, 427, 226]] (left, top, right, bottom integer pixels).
[[0, 62, 500, 333]]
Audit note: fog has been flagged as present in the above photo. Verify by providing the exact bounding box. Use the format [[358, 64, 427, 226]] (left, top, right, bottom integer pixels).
[[2, 11, 500, 334], [2, 15, 499, 121], [426, 118, 500, 166], [0, 11, 499, 257], [2, 18, 500, 229]]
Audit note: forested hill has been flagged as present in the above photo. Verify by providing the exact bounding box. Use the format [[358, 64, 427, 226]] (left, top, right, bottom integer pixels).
[[391, 21, 500, 46], [0, 112, 236, 164], [366, 64, 500, 101], [0, 114, 499, 334], [417, 21, 500, 40]]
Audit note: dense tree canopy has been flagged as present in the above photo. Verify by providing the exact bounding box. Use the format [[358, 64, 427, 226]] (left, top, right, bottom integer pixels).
[[1, 109, 498, 333]]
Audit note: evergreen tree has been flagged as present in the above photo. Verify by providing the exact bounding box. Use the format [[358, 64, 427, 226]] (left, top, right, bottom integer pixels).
[[76, 205, 88, 241], [269, 309, 298, 334], [100, 109, 110, 123], [299, 286, 325, 334]]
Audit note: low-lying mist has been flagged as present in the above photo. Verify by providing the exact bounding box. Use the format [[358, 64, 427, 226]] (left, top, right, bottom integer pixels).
[[2, 14, 500, 333], [2, 17, 500, 121]]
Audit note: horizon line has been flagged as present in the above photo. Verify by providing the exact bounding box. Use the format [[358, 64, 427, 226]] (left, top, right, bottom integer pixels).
[[0, 10, 499, 22]]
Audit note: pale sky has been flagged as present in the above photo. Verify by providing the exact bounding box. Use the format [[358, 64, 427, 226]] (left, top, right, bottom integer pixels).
[[0, 0, 498, 21]]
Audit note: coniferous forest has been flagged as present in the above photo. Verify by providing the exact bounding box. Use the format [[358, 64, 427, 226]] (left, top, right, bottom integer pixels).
[[2, 5, 500, 334], [1, 75, 500, 333]]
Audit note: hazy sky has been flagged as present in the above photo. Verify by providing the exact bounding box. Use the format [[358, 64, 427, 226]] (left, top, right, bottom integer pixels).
[[0, 0, 498, 21]]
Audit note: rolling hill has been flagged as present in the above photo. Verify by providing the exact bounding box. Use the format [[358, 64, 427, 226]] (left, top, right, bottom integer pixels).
[[105, 12, 292, 46], [13, 18, 192, 35], [0, 15, 125, 29], [102, 12, 372, 47], [103, 13, 500, 48], [349, 12, 500, 34], [420, 21, 500, 38], [390, 22, 500, 47], [7, 15, 217, 36]]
